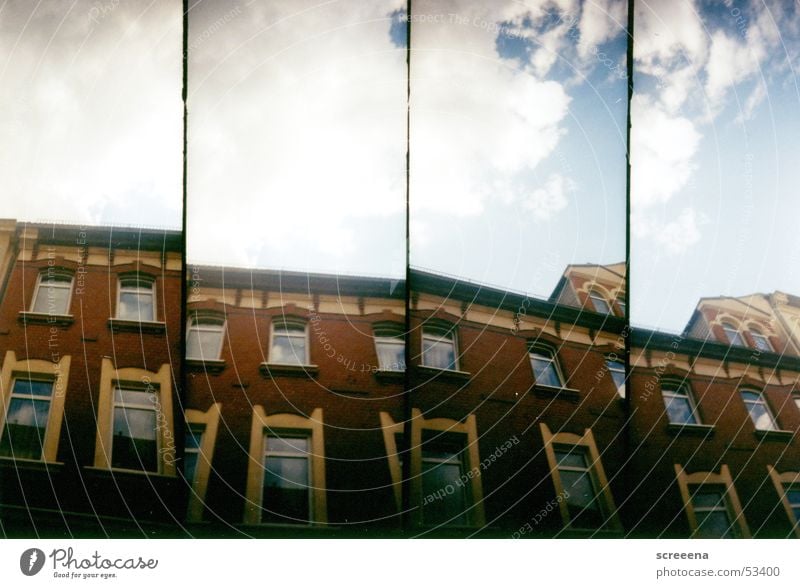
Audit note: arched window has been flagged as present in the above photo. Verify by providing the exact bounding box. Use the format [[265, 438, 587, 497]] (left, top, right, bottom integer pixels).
[[721, 321, 745, 347], [421, 322, 458, 370], [117, 274, 156, 321], [529, 344, 564, 388], [588, 289, 611, 315], [186, 313, 226, 360], [373, 322, 405, 371], [661, 381, 700, 425], [31, 269, 73, 315], [740, 389, 777, 431], [270, 318, 309, 365], [749, 327, 773, 352]]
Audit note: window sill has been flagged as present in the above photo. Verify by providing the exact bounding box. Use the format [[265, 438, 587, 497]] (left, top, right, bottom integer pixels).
[[18, 311, 74, 327], [259, 362, 319, 378], [82, 466, 177, 479], [107, 318, 166, 334], [374, 369, 405, 383], [667, 423, 716, 437], [416, 365, 472, 382], [532, 384, 580, 402], [754, 429, 795, 442], [0, 457, 65, 471], [186, 358, 226, 373]]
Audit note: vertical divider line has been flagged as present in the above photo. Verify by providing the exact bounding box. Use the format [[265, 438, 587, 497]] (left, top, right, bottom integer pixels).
[[402, 0, 413, 535]]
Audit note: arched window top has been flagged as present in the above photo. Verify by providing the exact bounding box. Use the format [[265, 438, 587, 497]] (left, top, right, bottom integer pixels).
[[422, 319, 456, 338], [740, 389, 762, 402], [270, 317, 309, 365], [373, 321, 405, 339], [117, 273, 156, 321], [189, 310, 225, 326], [587, 288, 611, 315]]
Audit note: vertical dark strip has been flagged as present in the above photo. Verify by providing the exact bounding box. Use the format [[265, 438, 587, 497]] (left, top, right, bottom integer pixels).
[[177, 0, 190, 534], [401, 0, 413, 535], [623, 0, 635, 536]]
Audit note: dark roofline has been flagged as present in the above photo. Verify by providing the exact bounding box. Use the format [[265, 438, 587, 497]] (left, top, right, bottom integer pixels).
[[190, 265, 405, 299], [19, 222, 181, 252], [632, 327, 800, 371]]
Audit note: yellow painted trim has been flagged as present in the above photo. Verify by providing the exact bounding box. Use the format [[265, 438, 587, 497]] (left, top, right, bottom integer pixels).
[[244, 406, 327, 525], [766, 466, 800, 538], [379, 412, 404, 512], [185, 403, 222, 523], [409, 408, 485, 527], [0, 350, 71, 463], [540, 423, 622, 532], [93, 358, 176, 476], [674, 464, 750, 538]]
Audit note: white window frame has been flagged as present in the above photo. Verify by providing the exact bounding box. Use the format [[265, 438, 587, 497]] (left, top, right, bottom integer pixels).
[[553, 444, 608, 529], [689, 485, 737, 538], [110, 383, 160, 473], [605, 358, 625, 397], [588, 290, 611, 315], [373, 323, 406, 372], [116, 275, 156, 322], [269, 318, 310, 365], [421, 323, 458, 371], [740, 389, 778, 431], [749, 328, 773, 352], [661, 381, 700, 425], [529, 344, 565, 388], [721, 322, 745, 347], [186, 314, 226, 360], [30, 271, 74, 315]]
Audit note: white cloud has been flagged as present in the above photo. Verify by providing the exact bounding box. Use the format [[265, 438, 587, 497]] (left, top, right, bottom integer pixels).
[[523, 174, 572, 220], [577, 0, 627, 59]]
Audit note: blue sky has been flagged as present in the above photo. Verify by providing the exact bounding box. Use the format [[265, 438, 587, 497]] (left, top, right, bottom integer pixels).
[[631, 0, 800, 331]]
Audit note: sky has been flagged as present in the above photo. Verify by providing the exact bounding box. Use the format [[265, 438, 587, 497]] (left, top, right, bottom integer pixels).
[[0, 0, 183, 228], [631, 0, 800, 331], [187, 0, 627, 290]]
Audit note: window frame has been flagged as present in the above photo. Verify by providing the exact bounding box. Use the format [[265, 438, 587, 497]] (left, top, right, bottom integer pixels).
[[0, 351, 71, 463], [615, 295, 626, 317], [749, 328, 773, 352], [269, 318, 310, 366], [0, 377, 55, 460], [540, 423, 622, 532], [30, 270, 74, 316], [587, 289, 611, 315], [110, 383, 160, 473], [605, 357, 625, 398], [529, 343, 565, 389], [373, 322, 406, 372], [185, 403, 222, 522], [767, 466, 800, 538], [186, 313, 226, 361], [244, 407, 327, 525], [116, 274, 157, 322], [262, 432, 313, 524], [721, 321, 746, 347], [661, 380, 701, 425], [675, 464, 750, 538], [740, 389, 778, 432], [420, 322, 459, 371]]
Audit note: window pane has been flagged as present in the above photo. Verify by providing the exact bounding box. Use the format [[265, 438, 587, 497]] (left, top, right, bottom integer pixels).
[[118, 290, 154, 321], [376, 339, 405, 370], [114, 387, 156, 406], [560, 469, 604, 528], [590, 294, 611, 315], [786, 489, 800, 505], [422, 337, 456, 370], [111, 407, 158, 471], [262, 456, 310, 523], [422, 453, 467, 525], [271, 334, 307, 364], [746, 403, 776, 431], [664, 395, 697, 425], [32, 280, 71, 314], [187, 328, 223, 359], [752, 333, 772, 351], [0, 398, 51, 459], [14, 379, 54, 398], [554, 449, 588, 469], [740, 391, 759, 403], [607, 361, 625, 390], [695, 510, 732, 539], [692, 490, 724, 509], [267, 436, 309, 454], [184, 429, 203, 484], [531, 353, 561, 387]]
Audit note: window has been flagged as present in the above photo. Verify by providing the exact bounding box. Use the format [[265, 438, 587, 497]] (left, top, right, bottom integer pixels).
[[795, 395, 800, 413], [721, 321, 745, 347], [186, 314, 225, 360], [93, 359, 176, 476], [244, 407, 327, 525], [750, 328, 773, 352], [741, 390, 777, 431], [0, 379, 54, 460], [111, 385, 159, 472], [31, 271, 73, 315], [373, 323, 405, 371], [540, 424, 621, 532], [675, 464, 749, 538], [270, 319, 308, 365], [117, 276, 155, 321], [421, 433, 469, 526], [615, 296, 626, 317], [606, 358, 625, 397], [554, 445, 608, 529], [185, 403, 221, 523], [689, 486, 736, 538], [530, 345, 564, 388], [421, 323, 458, 370], [262, 434, 312, 523], [588, 289, 611, 315], [661, 382, 699, 425], [767, 467, 800, 538], [0, 351, 71, 463]]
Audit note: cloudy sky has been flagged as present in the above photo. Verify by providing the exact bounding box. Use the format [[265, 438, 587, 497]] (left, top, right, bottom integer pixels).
[[631, 0, 800, 331], [0, 0, 183, 228], [188, 0, 627, 290]]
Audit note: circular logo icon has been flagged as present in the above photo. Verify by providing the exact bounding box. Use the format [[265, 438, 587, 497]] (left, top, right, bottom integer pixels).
[[20, 548, 46, 576]]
